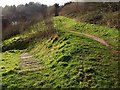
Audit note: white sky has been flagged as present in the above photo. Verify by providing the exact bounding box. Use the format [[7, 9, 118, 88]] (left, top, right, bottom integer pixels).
[[0, 0, 119, 7], [0, 0, 73, 7]]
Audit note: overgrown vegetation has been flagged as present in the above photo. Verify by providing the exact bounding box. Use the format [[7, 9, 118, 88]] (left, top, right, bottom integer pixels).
[[1, 16, 119, 89], [2, 20, 55, 52], [60, 2, 119, 29], [1, 50, 21, 74]]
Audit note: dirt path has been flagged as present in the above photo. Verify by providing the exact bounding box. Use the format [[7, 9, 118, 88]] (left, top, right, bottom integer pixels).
[[20, 53, 44, 71], [69, 30, 120, 55], [69, 30, 113, 49]]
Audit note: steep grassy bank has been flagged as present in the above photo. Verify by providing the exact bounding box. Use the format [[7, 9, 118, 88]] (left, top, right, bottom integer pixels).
[[1, 16, 119, 89]]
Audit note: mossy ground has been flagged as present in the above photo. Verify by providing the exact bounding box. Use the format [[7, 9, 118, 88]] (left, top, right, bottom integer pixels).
[[1, 16, 119, 89]]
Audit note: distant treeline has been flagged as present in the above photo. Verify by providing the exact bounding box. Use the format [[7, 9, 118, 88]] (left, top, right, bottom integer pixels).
[[1, 2, 60, 29], [2, 2, 47, 24], [1, 2, 49, 40]]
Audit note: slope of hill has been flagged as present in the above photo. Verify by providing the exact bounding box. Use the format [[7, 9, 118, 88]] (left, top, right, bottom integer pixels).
[[1, 16, 119, 89]]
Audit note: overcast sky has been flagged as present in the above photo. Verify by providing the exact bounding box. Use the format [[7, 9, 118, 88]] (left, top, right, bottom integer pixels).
[[0, 0, 73, 7], [0, 0, 119, 7]]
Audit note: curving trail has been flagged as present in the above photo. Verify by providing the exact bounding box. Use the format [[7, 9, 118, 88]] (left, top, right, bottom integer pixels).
[[69, 31, 112, 48], [69, 30, 119, 54]]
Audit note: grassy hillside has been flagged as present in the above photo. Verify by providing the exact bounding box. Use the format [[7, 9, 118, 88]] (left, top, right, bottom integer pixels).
[[54, 16, 119, 50], [1, 16, 119, 89]]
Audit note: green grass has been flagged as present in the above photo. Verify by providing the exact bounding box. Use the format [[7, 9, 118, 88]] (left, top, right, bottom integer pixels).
[[1, 16, 119, 89], [29, 29, 118, 88], [1, 50, 21, 74], [2, 21, 46, 52], [53, 16, 119, 50]]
